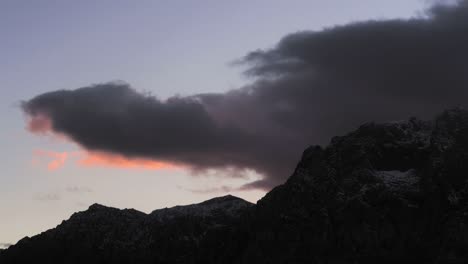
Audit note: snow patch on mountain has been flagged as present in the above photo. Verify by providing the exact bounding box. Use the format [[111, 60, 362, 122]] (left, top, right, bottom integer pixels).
[[375, 169, 419, 193]]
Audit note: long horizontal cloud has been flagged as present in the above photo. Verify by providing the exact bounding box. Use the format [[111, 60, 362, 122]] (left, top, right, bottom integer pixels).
[[33, 193, 61, 201], [32, 149, 176, 171], [22, 1, 468, 190]]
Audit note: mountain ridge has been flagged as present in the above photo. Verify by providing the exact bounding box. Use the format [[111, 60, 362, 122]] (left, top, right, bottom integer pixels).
[[3, 108, 468, 263]]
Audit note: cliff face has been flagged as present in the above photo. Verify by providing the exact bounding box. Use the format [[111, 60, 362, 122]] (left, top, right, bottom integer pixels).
[[240, 108, 468, 263], [3, 109, 468, 263]]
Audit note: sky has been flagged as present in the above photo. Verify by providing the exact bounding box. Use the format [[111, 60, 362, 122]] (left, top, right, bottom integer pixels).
[[0, 0, 453, 246]]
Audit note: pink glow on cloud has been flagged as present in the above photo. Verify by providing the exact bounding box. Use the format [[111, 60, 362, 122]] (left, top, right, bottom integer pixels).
[[33, 150, 69, 171], [77, 151, 176, 170], [26, 113, 71, 143], [27, 113, 53, 135], [27, 114, 177, 171], [32, 149, 177, 171]]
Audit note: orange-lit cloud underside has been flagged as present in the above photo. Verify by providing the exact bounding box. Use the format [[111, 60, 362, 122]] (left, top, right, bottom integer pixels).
[[33, 150, 68, 171], [33, 149, 176, 171], [78, 151, 175, 170], [27, 113, 53, 134], [27, 115, 176, 171]]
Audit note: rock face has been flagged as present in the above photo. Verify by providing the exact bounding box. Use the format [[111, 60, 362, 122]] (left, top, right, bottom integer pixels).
[[3, 109, 468, 263], [239, 108, 468, 263]]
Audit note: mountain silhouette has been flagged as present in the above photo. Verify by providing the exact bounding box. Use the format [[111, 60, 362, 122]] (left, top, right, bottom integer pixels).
[[3, 109, 468, 263]]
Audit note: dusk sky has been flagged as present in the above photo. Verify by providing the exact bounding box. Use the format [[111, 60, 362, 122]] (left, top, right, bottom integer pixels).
[[0, 0, 455, 245]]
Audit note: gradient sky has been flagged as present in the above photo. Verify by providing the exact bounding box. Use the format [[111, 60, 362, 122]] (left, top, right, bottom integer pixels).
[[1, 0, 431, 245]]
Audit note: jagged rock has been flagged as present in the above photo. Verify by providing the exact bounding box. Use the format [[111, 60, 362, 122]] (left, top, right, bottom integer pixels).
[[239, 108, 468, 263]]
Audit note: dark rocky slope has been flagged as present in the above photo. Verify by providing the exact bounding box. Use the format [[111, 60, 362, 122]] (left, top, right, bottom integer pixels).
[[237, 108, 468, 263], [3, 109, 468, 263], [0, 195, 253, 264]]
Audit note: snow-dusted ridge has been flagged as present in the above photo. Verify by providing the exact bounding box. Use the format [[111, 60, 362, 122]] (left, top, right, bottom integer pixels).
[[78, 194, 253, 221], [150, 195, 254, 221]]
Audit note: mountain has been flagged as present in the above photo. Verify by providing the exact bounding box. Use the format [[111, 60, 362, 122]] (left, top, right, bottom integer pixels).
[[0, 195, 253, 264], [237, 108, 468, 263], [3, 108, 468, 263]]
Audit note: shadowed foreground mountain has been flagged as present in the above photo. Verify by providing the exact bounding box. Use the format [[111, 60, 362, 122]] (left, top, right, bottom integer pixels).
[[4, 108, 468, 263]]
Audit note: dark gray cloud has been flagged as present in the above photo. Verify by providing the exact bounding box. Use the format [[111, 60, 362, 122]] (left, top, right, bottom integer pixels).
[[22, 1, 468, 190]]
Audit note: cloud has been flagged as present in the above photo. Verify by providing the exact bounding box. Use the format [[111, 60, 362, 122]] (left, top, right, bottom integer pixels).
[[33, 193, 61, 201], [21, 1, 468, 190], [33, 150, 68, 171], [32, 149, 176, 171], [23, 84, 276, 185], [66, 186, 93, 193], [77, 150, 176, 170], [26, 113, 52, 135], [33, 187, 93, 204]]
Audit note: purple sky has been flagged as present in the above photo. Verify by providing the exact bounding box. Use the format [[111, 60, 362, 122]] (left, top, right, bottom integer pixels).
[[0, 0, 430, 245]]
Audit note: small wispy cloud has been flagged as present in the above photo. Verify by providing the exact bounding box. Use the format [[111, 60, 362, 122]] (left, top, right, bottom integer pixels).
[[32, 186, 93, 204], [33, 193, 61, 201], [66, 186, 93, 194], [32, 149, 69, 171]]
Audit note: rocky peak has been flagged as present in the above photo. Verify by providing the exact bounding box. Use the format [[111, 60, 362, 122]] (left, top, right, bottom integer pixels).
[[199, 194, 243, 204], [251, 108, 468, 263], [87, 203, 109, 211], [150, 194, 253, 221], [66, 203, 146, 225]]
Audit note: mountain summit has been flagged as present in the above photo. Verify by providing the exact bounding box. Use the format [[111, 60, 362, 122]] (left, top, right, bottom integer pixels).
[[3, 109, 468, 263]]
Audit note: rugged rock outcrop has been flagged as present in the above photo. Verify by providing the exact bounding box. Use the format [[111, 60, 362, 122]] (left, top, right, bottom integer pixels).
[[3, 109, 468, 263], [238, 108, 468, 263]]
